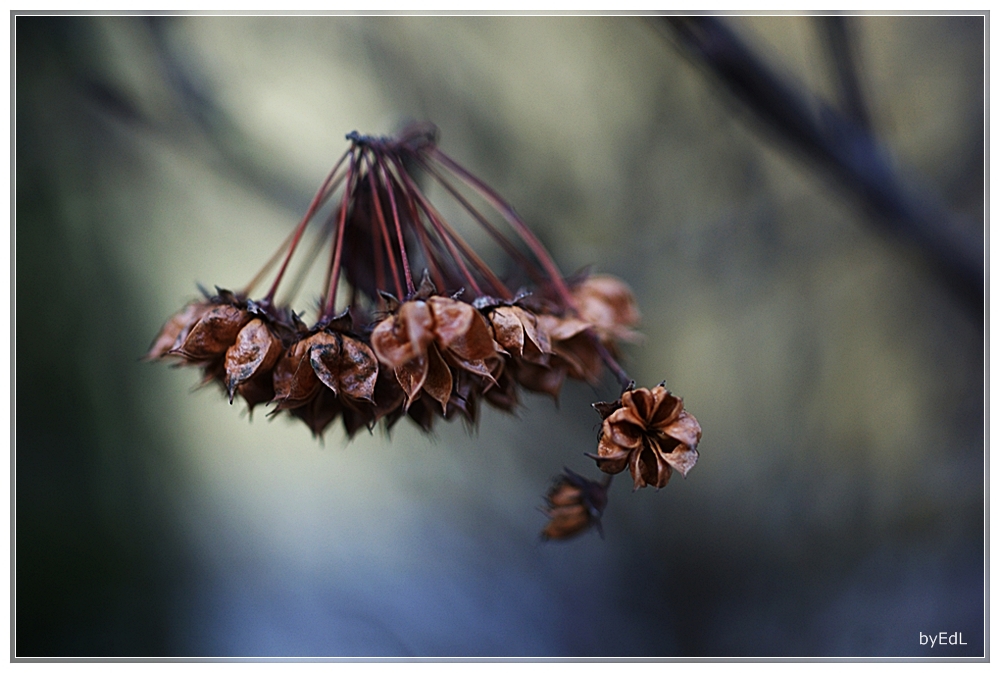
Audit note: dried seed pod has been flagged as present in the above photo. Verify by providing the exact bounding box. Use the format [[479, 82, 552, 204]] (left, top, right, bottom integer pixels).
[[511, 360, 564, 401], [571, 274, 641, 345], [232, 371, 277, 411], [310, 334, 379, 403], [147, 127, 694, 533], [587, 385, 701, 490], [488, 305, 551, 365], [540, 469, 611, 541], [370, 300, 435, 370], [395, 344, 453, 411], [402, 394, 439, 433], [224, 318, 282, 403], [427, 296, 495, 362], [272, 332, 339, 410], [446, 367, 494, 425], [372, 297, 503, 413], [482, 366, 519, 412], [289, 386, 342, 438], [340, 396, 377, 438], [172, 304, 251, 361], [535, 314, 603, 385], [146, 301, 212, 360], [369, 368, 406, 425]]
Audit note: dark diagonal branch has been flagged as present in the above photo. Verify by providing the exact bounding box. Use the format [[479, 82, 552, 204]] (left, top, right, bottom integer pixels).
[[660, 16, 984, 316], [819, 16, 872, 131]]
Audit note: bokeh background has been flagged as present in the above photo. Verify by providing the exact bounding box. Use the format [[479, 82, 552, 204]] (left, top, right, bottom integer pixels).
[[15, 15, 985, 657]]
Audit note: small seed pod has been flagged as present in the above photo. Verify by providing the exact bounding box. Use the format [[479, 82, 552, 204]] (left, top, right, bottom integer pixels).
[[146, 301, 213, 360], [309, 334, 379, 403], [587, 385, 701, 490], [540, 469, 611, 541], [224, 318, 283, 404], [172, 304, 251, 361], [272, 332, 339, 410]]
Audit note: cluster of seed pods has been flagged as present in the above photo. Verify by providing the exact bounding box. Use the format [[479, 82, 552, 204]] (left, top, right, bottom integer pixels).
[[149, 124, 701, 540]]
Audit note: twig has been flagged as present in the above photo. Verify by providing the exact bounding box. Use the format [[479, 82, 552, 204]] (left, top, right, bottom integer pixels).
[[660, 17, 983, 316]]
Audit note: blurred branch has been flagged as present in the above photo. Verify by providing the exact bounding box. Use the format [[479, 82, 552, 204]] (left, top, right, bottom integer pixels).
[[142, 17, 311, 214], [818, 16, 871, 131], [659, 16, 984, 316]]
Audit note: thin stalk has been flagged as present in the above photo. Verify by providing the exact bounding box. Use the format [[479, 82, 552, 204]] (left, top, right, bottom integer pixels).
[[394, 157, 509, 299], [589, 332, 633, 392], [429, 148, 577, 310], [264, 149, 351, 303], [279, 211, 335, 310], [383, 163, 448, 292], [394, 165, 483, 297], [365, 154, 405, 299], [414, 155, 545, 288], [243, 225, 295, 297], [320, 150, 358, 320], [370, 179, 386, 297], [379, 156, 416, 296]]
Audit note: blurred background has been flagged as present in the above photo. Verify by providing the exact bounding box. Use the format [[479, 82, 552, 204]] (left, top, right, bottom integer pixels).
[[15, 15, 985, 657]]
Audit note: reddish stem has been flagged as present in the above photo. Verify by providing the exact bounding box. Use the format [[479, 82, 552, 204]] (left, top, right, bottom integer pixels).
[[320, 150, 358, 319], [414, 155, 545, 289], [412, 207, 449, 292], [243, 225, 295, 297], [589, 331, 634, 392], [378, 156, 415, 296], [368, 166, 386, 297], [383, 164, 448, 292], [429, 148, 577, 311], [264, 149, 351, 303], [280, 212, 334, 309], [365, 153, 405, 299], [394, 157, 510, 299], [394, 164, 483, 297]]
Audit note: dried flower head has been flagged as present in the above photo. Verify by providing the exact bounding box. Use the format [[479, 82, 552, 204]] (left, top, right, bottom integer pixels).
[[571, 274, 641, 346], [370, 294, 498, 411], [588, 384, 702, 490], [146, 300, 213, 360], [148, 122, 703, 540], [540, 469, 611, 540]]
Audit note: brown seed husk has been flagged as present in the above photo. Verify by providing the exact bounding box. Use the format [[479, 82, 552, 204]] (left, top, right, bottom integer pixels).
[[421, 344, 454, 411], [146, 301, 212, 360], [589, 385, 702, 489], [395, 343, 454, 412], [571, 274, 641, 344], [535, 314, 602, 383], [337, 336, 379, 402], [340, 396, 377, 438], [371, 300, 435, 369], [370, 368, 406, 424], [483, 366, 519, 412], [513, 359, 567, 401], [272, 332, 338, 410], [289, 386, 342, 437], [405, 395, 438, 433], [395, 355, 428, 409], [489, 306, 524, 355], [173, 304, 251, 361], [489, 306, 551, 364], [235, 372, 276, 411], [224, 319, 282, 402], [310, 335, 379, 403], [309, 339, 343, 395], [428, 296, 495, 362], [540, 470, 610, 541]]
